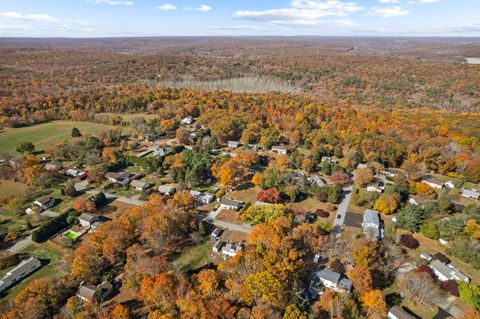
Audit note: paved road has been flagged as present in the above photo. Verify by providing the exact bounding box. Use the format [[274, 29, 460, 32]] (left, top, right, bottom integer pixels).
[[6, 235, 33, 254]]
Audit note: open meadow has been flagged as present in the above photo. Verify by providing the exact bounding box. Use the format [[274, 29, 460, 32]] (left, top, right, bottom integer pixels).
[[0, 121, 116, 155]]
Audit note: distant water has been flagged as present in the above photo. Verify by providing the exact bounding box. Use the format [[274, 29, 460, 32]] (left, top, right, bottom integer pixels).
[[465, 57, 480, 65]]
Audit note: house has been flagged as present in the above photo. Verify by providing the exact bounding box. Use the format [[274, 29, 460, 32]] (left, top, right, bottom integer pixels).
[[33, 196, 55, 210], [315, 268, 352, 293], [422, 176, 444, 189], [461, 188, 480, 200], [366, 179, 384, 193], [158, 185, 176, 196], [429, 260, 470, 283], [271, 145, 288, 155], [321, 156, 338, 164], [420, 253, 432, 261], [362, 210, 383, 241], [130, 180, 151, 191], [382, 169, 400, 178], [388, 306, 416, 319], [222, 243, 243, 257], [66, 168, 81, 177], [76, 281, 113, 303], [0, 257, 42, 293], [211, 228, 223, 240], [444, 181, 456, 189], [44, 162, 62, 171], [105, 172, 130, 186], [308, 175, 326, 187], [219, 198, 243, 210], [199, 194, 215, 205], [78, 213, 100, 228], [190, 190, 203, 198], [152, 146, 170, 157], [212, 240, 225, 253], [181, 116, 194, 125], [408, 195, 431, 207], [227, 141, 241, 149]]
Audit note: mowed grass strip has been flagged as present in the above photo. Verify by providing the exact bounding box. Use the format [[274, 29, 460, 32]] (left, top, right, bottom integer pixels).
[[0, 121, 117, 156]]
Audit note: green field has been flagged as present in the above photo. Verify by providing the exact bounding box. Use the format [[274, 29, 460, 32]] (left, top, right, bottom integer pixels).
[[0, 121, 116, 156]]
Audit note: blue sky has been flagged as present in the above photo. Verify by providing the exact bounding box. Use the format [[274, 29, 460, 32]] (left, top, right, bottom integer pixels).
[[0, 0, 478, 37]]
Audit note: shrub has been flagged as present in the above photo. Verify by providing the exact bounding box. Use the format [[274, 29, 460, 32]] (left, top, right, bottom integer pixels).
[[415, 265, 436, 279], [400, 234, 419, 249], [459, 281, 480, 309], [441, 280, 459, 297], [433, 253, 450, 265], [32, 211, 75, 243], [315, 209, 329, 218], [257, 188, 280, 203], [0, 254, 19, 270]]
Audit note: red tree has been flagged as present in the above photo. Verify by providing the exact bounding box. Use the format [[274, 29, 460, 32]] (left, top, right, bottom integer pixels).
[[257, 188, 280, 203]]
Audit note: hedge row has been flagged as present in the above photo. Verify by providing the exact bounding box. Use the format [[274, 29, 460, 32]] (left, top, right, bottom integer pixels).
[[31, 210, 77, 243]]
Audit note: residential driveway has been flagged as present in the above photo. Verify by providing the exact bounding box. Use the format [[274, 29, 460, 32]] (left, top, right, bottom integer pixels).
[[6, 235, 32, 254], [210, 220, 252, 234], [431, 296, 462, 318], [333, 184, 353, 227]]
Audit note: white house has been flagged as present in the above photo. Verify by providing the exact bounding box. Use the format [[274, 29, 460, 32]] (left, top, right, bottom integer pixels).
[[429, 260, 470, 283], [78, 213, 100, 228], [130, 180, 151, 191], [66, 168, 81, 177], [422, 176, 444, 189], [0, 257, 42, 293], [221, 243, 243, 257], [366, 179, 384, 193], [461, 188, 480, 200], [105, 172, 130, 186], [271, 145, 288, 155], [444, 181, 456, 189], [158, 185, 176, 196], [308, 175, 326, 187], [227, 141, 241, 149], [362, 210, 383, 241], [219, 198, 243, 210], [181, 116, 194, 125], [388, 306, 416, 319], [315, 268, 352, 293]]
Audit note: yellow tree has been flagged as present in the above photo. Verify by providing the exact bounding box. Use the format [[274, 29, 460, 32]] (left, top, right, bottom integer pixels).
[[361, 290, 387, 319]]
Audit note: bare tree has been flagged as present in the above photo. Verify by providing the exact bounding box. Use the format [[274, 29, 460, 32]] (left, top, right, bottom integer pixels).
[[398, 272, 438, 308]]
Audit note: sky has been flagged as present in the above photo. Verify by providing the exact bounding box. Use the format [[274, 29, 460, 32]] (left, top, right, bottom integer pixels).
[[0, 0, 479, 37]]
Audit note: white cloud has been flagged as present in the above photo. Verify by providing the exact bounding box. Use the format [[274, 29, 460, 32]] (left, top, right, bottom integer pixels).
[[0, 12, 58, 22], [368, 6, 409, 17], [418, 0, 440, 3], [195, 5, 212, 12], [233, 0, 362, 26], [86, 0, 134, 5], [378, 0, 399, 3], [157, 4, 177, 11]]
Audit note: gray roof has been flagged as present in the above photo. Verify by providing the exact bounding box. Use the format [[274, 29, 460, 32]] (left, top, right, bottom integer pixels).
[[363, 210, 380, 226], [79, 213, 99, 223], [462, 188, 480, 199], [430, 260, 469, 282], [271, 145, 288, 151], [6, 257, 41, 278], [77, 284, 97, 301], [130, 180, 150, 188], [317, 268, 341, 284], [388, 306, 416, 319], [158, 185, 175, 193], [35, 196, 53, 205]]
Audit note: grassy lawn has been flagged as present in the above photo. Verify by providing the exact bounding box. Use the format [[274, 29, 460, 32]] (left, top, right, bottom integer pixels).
[[0, 121, 116, 155], [226, 186, 259, 204], [173, 241, 221, 272], [297, 197, 336, 213], [384, 281, 438, 319], [0, 243, 67, 302], [0, 180, 30, 197]]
